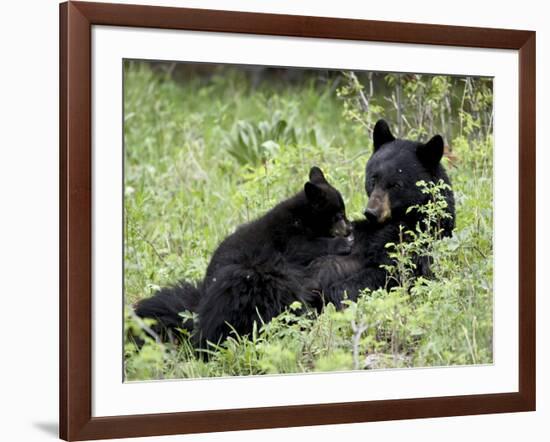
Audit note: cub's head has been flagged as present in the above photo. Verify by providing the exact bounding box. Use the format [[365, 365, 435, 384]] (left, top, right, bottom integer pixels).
[[364, 119, 454, 231], [304, 166, 352, 238]]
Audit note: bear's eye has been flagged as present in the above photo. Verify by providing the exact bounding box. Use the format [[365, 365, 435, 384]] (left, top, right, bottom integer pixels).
[[388, 182, 402, 189]]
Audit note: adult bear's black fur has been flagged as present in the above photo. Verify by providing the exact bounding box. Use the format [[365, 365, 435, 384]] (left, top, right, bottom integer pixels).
[[309, 119, 455, 307], [134, 167, 353, 346]]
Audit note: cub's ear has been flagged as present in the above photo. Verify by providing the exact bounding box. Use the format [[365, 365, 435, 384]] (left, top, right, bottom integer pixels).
[[309, 166, 328, 184], [417, 135, 444, 167], [373, 119, 395, 151], [305, 182, 326, 206]]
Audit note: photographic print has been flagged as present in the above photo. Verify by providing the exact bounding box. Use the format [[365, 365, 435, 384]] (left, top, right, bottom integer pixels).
[[60, 4, 535, 438], [123, 61, 494, 381]]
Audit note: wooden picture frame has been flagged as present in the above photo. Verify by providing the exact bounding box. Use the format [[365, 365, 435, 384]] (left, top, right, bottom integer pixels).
[[60, 1, 536, 440]]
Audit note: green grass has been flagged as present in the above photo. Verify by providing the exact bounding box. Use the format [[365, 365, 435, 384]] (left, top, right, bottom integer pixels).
[[123, 62, 493, 381]]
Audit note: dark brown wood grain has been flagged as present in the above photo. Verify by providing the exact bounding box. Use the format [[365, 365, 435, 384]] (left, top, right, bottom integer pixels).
[[59, 1, 536, 440], [75, 1, 532, 49], [60, 2, 92, 440], [59, 3, 67, 438], [518, 34, 536, 409]]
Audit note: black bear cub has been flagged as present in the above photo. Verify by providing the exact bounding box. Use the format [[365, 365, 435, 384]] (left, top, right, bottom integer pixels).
[[135, 167, 353, 347], [196, 166, 352, 346], [310, 119, 455, 306]]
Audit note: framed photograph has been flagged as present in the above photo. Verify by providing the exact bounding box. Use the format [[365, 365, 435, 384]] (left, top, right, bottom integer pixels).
[[60, 1, 536, 440]]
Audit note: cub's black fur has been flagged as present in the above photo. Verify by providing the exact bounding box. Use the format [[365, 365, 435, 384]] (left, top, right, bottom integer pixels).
[[134, 167, 353, 346], [133, 281, 200, 342], [309, 119, 455, 306]]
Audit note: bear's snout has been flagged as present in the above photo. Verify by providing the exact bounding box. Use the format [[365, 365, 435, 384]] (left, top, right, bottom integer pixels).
[[331, 218, 353, 238], [365, 189, 392, 224], [363, 207, 380, 223]]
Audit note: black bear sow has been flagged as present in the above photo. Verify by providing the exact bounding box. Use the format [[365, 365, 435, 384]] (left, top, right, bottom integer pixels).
[[312, 119, 455, 305], [364, 119, 455, 234], [196, 166, 353, 346]]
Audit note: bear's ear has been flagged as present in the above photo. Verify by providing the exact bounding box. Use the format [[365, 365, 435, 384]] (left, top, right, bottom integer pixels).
[[304, 181, 326, 206], [373, 119, 395, 151], [417, 135, 444, 167], [309, 166, 328, 184]]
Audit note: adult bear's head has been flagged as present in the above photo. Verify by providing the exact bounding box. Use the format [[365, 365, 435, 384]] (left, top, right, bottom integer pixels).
[[363, 119, 455, 236]]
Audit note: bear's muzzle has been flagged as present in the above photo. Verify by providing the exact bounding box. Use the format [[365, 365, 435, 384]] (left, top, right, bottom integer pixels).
[[364, 189, 392, 224]]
